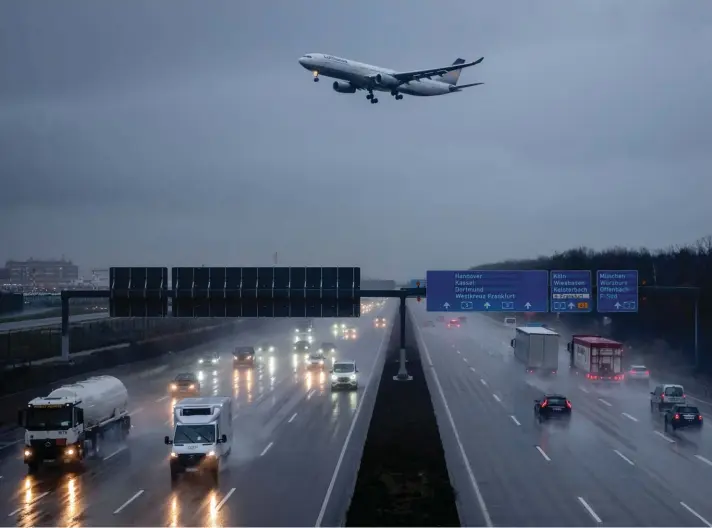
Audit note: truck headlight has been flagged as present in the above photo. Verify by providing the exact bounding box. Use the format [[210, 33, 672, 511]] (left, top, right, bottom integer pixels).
[[319, 360, 324, 365], [207, 451, 216, 457], [189, 384, 195, 390], [170, 452, 177, 458], [350, 374, 356, 380], [198, 359, 204, 364], [66, 448, 75, 456], [331, 375, 338, 381], [212, 358, 218, 364], [318, 349, 323, 354], [269, 347, 274, 352], [24, 449, 32, 457], [170, 383, 177, 390]]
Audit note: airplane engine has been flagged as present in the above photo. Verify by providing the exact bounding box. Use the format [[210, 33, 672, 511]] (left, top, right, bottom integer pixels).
[[332, 81, 356, 94], [373, 73, 399, 88]]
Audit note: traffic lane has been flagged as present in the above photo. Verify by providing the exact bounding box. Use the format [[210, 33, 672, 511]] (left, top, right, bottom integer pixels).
[[431, 330, 712, 528], [101, 319, 391, 527]]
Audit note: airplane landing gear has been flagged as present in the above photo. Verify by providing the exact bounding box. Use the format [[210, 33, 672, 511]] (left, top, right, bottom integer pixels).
[[391, 93, 403, 100], [313, 71, 320, 82], [367, 91, 379, 104]]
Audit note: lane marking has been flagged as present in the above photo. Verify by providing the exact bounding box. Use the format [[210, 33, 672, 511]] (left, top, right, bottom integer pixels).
[[578, 497, 602, 523], [307, 389, 316, 400], [155, 395, 169, 402], [8, 491, 49, 516], [654, 430, 675, 443], [480, 379, 488, 387], [463, 358, 469, 363], [621, 412, 638, 422], [103, 446, 128, 461], [113, 489, 144, 514], [288, 413, 298, 423], [613, 449, 635, 466], [492, 394, 501, 403], [316, 321, 396, 527], [680, 502, 712, 527], [215, 488, 236, 512], [260, 442, 273, 457], [535, 446, 551, 462], [0, 439, 20, 451], [456, 350, 461, 355], [695, 454, 712, 467], [579, 386, 590, 393], [164, 419, 172, 426], [598, 398, 612, 407], [469, 366, 476, 373], [510, 415, 521, 426], [129, 407, 144, 416]]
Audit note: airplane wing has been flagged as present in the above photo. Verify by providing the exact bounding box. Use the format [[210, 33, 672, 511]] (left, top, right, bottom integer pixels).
[[391, 57, 484, 82]]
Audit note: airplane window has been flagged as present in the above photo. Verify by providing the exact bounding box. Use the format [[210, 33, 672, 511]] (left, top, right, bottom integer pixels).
[[305, 55, 312, 59]]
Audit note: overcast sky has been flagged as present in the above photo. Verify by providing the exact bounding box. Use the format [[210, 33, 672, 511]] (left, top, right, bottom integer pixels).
[[1, 0, 711, 279]]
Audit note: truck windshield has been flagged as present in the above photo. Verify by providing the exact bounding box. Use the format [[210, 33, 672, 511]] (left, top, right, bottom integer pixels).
[[26, 407, 73, 431], [174, 424, 216, 444]]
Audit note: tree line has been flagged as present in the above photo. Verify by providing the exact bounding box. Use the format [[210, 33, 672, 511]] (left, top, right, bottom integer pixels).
[[471, 235, 712, 371]]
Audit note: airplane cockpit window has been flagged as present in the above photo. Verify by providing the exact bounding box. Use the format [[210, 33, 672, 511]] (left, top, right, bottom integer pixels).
[[304, 55, 312, 59]]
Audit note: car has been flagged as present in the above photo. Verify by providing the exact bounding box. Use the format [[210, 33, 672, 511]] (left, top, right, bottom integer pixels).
[[318, 342, 337, 355], [534, 394, 572, 422], [447, 318, 460, 328], [664, 405, 703, 432], [233, 346, 256, 367], [294, 340, 311, 359], [650, 384, 686, 412], [374, 317, 387, 328], [294, 320, 314, 343], [627, 365, 650, 383], [342, 327, 358, 340], [197, 352, 220, 366], [169, 373, 200, 396], [504, 316, 517, 326], [306, 352, 327, 370], [256, 343, 276, 356], [330, 360, 359, 390]]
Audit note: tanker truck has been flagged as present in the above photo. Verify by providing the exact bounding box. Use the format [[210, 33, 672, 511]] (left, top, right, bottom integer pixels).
[[18, 375, 131, 472]]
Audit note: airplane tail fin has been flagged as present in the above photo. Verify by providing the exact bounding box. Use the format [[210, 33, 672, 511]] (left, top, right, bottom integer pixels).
[[440, 58, 467, 85]]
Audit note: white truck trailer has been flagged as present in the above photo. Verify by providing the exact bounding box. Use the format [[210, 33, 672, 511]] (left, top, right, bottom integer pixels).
[[18, 375, 130, 472], [510, 326, 560, 375]]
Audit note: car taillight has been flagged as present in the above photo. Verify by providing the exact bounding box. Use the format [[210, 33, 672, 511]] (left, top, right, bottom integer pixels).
[[645, 371, 650, 375], [660, 394, 665, 400], [683, 394, 686, 398], [674, 413, 680, 420], [699, 415, 703, 421], [541, 399, 548, 408], [566, 400, 572, 409]]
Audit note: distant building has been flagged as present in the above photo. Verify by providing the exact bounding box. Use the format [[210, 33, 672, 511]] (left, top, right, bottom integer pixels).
[[5, 258, 79, 288]]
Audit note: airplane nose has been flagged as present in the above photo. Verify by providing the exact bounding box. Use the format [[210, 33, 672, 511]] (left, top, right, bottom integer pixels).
[[298, 57, 306, 66]]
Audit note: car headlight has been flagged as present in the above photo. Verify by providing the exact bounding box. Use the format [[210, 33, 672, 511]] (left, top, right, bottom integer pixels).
[[269, 347, 274, 352], [189, 384, 195, 390], [198, 359, 204, 364], [319, 360, 324, 365], [170, 383, 177, 390], [331, 375, 338, 381], [212, 358, 218, 363], [170, 452, 178, 458], [207, 451, 216, 457], [66, 448, 75, 456], [257, 348, 262, 352], [350, 374, 356, 380], [24, 449, 32, 457], [308, 328, 312, 332], [318, 349, 323, 354]]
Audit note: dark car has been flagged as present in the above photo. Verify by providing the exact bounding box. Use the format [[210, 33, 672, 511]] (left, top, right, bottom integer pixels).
[[534, 394, 572, 422], [374, 317, 387, 328], [256, 343, 276, 355], [306, 352, 327, 370], [197, 351, 220, 366], [318, 342, 337, 355], [422, 320, 435, 328], [233, 346, 256, 367], [664, 405, 703, 432], [169, 373, 200, 396]]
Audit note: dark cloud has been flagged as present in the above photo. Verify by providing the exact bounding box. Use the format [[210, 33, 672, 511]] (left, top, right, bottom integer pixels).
[[1, 0, 711, 278]]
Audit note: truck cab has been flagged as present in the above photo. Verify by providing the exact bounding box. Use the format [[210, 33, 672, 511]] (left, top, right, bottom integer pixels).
[[165, 397, 232, 485], [294, 320, 314, 343]]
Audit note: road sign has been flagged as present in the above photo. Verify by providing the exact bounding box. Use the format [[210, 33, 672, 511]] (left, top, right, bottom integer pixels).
[[596, 270, 638, 313], [425, 270, 549, 313], [550, 270, 593, 313], [410, 279, 427, 289], [171, 267, 360, 318], [109, 267, 169, 317]]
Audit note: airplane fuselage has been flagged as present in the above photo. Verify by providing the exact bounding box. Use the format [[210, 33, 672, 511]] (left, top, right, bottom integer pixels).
[[299, 53, 454, 96]]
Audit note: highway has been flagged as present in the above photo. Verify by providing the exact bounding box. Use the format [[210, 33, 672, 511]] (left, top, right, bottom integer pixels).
[[0, 302, 394, 527], [0, 313, 108, 333], [410, 302, 712, 527]]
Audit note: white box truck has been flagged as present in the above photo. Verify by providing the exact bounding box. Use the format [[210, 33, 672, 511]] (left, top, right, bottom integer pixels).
[[18, 375, 131, 473], [510, 326, 560, 375], [165, 396, 232, 485]]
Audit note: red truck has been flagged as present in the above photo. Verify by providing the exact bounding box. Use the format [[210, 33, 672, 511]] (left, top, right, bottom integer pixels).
[[566, 335, 625, 382]]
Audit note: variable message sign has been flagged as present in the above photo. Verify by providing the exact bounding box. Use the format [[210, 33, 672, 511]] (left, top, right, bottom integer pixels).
[[426, 270, 549, 313], [550, 270, 592, 313], [596, 270, 639, 313], [109, 267, 169, 317]]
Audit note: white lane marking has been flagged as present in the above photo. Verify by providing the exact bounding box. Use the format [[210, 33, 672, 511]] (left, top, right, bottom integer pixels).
[[307, 389, 316, 400], [8, 491, 49, 516], [469, 366, 477, 373], [0, 439, 20, 451], [654, 430, 676, 443], [480, 379, 488, 387], [155, 395, 169, 403], [680, 502, 712, 527], [695, 454, 712, 467], [579, 386, 590, 393], [260, 442, 273, 457], [113, 489, 144, 514], [216, 488, 236, 512], [510, 415, 521, 426], [598, 398, 612, 407], [535, 446, 551, 462], [578, 497, 602, 523], [492, 394, 501, 403], [621, 412, 638, 422], [288, 412, 298, 423], [103, 446, 128, 461], [456, 350, 461, 355], [164, 419, 172, 426], [613, 449, 635, 466], [687, 394, 712, 406], [463, 357, 469, 363], [316, 322, 394, 527], [129, 407, 144, 416]]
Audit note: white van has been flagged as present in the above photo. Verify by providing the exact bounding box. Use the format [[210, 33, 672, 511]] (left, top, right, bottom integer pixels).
[[650, 384, 686, 412], [165, 397, 232, 485]]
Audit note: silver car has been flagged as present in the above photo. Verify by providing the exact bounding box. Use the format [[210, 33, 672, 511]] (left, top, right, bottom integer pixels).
[[627, 365, 650, 383], [330, 360, 359, 390]]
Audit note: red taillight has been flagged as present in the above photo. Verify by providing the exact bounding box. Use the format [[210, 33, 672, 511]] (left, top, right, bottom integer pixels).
[[566, 400, 572, 409], [645, 371, 650, 375], [674, 413, 680, 420], [683, 394, 686, 399], [699, 415, 703, 421], [541, 399, 548, 408], [660, 394, 665, 400]]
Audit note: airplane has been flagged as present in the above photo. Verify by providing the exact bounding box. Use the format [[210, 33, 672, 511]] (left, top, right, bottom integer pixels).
[[297, 53, 484, 104]]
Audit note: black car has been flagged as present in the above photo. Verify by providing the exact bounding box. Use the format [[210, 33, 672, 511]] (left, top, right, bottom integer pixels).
[[169, 373, 200, 395], [534, 394, 572, 422], [318, 342, 337, 355], [664, 405, 703, 432], [233, 346, 256, 367]]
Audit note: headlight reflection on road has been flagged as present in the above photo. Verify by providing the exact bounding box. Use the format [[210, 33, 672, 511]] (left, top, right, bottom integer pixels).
[[233, 370, 240, 397], [207, 492, 219, 528], [61, 476, 80, 526], [305, 371, 313, 391], [169, 494, 179, 528], [247, 369, 253, 402], [349, 390, 358, 411]]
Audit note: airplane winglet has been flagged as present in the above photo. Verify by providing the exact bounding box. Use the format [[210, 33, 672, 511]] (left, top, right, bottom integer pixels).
[[473, 57, 484, 66]]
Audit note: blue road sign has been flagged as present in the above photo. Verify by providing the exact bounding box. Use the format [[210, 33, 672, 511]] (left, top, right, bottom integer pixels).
[[426, 270, 549, 313], [596, 270, 639, 313], [550, 270, 593, 313], [410, 279, 427, 289]]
